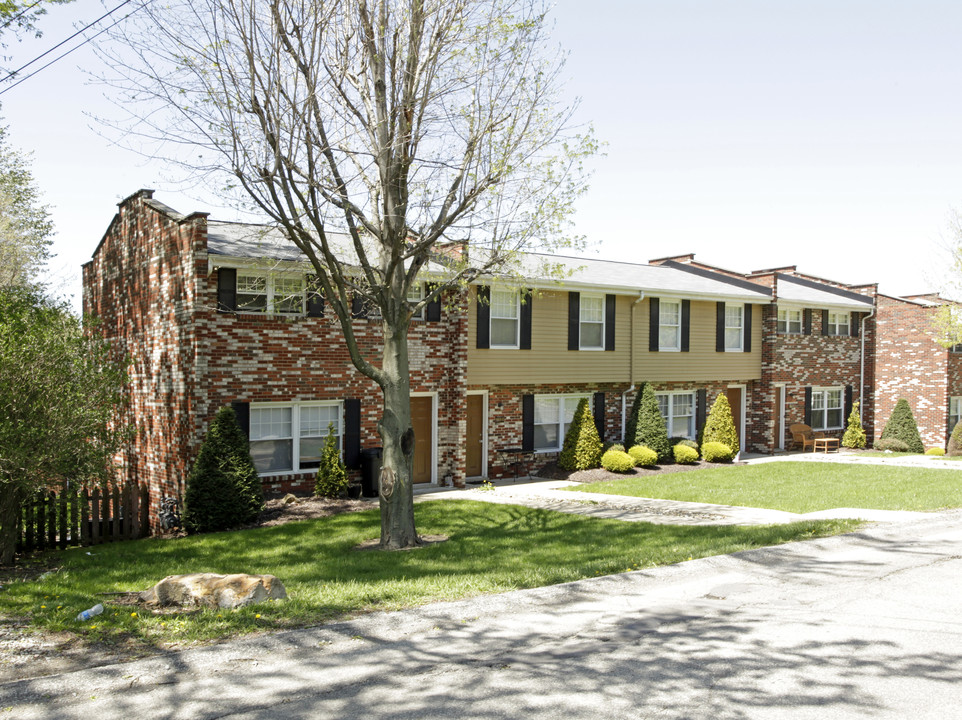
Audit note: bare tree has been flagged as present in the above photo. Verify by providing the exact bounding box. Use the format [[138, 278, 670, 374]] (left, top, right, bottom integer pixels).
[[97, 0, 595, 549]]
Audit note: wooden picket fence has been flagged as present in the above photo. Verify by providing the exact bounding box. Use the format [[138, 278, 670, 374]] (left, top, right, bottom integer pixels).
[[16, 481, 151, 553]]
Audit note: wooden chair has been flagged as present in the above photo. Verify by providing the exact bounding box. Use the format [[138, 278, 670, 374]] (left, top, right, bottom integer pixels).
[[789, 423, 825, 452]]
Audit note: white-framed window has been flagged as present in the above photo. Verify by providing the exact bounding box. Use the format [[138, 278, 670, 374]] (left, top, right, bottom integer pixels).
[[490, 288, 520, 348], [236, 272, 305, 315], [951, 397, 962, 431], [811, 388, 843, 431], [725, 305, 743, 351], [408, 283, 424, 320], [826, 311, 849, 336], [249, 402, 341, 474], [655, 391, 695, 438], [777, 308, 801, 334], [579, 295, 605, 350], [659, 300, 681, 351], [533, 394, 589, 452]]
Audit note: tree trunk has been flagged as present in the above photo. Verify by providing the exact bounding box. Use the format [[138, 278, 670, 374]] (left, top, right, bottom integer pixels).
[[377, 323, 420, 549], [0, 484, 22, 565]]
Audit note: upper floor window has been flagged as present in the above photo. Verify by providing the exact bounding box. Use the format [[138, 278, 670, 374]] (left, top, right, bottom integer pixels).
[[827, 311, 849, 336], [249, 402, 340, 474], [533, 394, 588, 452], [656, 391, 694, 438], [579, 295, 605, 350], [490, 288, 520, 348], [407, 284, 424, 320], [725, 305, 743, 351], [777, 308, 801, 334], [811, 388, 843, 430], [236, 272, 305, 315], [659, 300, 681, 351]]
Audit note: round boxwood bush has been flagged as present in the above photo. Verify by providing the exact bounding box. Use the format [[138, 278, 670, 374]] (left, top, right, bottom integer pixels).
[[925, 447, 946, 456], [875, 437, 910, 452], [604, 443, 625, 453], [701, 441, 734, 463], [627, 444, 658, 467], [673, 438, 698, 451], [601, 449, 636, 473], [673, 444, 699, 464]]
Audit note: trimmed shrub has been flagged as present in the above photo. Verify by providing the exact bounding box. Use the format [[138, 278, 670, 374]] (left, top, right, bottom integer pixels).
[[926, 447, 946, 456], [604, 443, 625, 453], [841, 400, 867, 449], [601, 449, 635, 473], [624, 383, 671, 461], [183, 406, 264, 533], [948, 421, 962, 457], [701, 394, 739, 457], [879, 398, 924, 453], [674, 438, 698, 451], [673, 444, 699, 464], [875, 437, 910, 453], [558, 398, 603, 470], [627, 444, 658, 467], [702, 441, 734, 463], [314, 424, 349, 497]]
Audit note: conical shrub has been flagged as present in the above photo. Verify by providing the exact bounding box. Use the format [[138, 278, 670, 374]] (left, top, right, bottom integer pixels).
[[841, 401, 867, 449], [879, 398, 924, 453], [558, 398, 603, 470], [315, 423, 349, 497], [948, 421, 962, 456], [624, 383, 671, 461], [701, 394, 739, 456]]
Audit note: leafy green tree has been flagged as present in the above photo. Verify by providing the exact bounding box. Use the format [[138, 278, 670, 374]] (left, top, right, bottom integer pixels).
[[0, 286, 128, 564], [701, 394, 739, 456], [841, 400, 867, 449], [624, 383, 671, 461], [314, 424, 349, 497], [183, 406, 264, 533], [558, 398, 603, 470], [879, 398, 924, 453]]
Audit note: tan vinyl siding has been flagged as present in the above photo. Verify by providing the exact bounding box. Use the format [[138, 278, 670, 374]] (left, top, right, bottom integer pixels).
[[467, 288, 762, 386]]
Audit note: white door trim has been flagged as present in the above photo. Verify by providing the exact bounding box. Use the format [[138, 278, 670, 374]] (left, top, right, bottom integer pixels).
[[774, 383, 787, 451]]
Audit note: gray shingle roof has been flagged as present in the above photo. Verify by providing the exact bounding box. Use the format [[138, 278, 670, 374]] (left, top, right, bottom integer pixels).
[[776, 274, 874, 310]]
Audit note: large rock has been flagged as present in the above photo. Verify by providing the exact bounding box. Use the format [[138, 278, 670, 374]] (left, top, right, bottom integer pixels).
[[139, 573, 287, 609]]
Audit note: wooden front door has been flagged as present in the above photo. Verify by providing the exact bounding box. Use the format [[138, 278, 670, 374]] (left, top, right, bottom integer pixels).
[[726, 387, 743, 450], [411, 396, 433, 484], [466, 395, 484, 477]]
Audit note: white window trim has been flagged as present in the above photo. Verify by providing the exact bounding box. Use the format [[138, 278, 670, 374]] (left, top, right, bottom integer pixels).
[[659, 299, 681, 352], [533, 393, 590, 453], [725, 304, 744, 352], [249, 400, 342, 476], [236, 271, 306, 316], [827, 311, 850, 336], [810, 387, 844, 431], [408, 283, 424, 321], [777, 307, 802, 335], [655, 390, 695, 439], [489, 288, 521, 349], [950, 397, 962, 430], [579, 294, 605, 351]]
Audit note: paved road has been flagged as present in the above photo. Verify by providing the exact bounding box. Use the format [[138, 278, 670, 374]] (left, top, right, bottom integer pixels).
[[3, 510, 962, 719]]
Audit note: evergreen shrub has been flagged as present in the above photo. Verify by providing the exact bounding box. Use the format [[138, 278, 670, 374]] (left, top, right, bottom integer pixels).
[[879, 398, 924, 453], [701, 395, 739, 456], [183, 406, 263, 533], [627, 444, 658, 467], [673, 444, 699, 464], [314, 424, 349, 497], [925, 447, 946, 456], [841, 401, 867, 449], [702, 441, 734, 463], [624, 383, 671, 461], [601, 449, 635, 473], [675, 439, 698, 451], [875, 437, 910, 453], [948, 421, 962, 457], [558, 398, 603, 470]]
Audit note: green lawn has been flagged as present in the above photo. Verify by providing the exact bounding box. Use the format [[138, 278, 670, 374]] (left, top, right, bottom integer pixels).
[[1, 499, 857, 649], [564, 461, 962, 513]]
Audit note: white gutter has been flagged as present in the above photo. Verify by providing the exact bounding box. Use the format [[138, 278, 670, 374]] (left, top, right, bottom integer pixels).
[[859, 304, 877, 417], [622, 292, 646, 442]]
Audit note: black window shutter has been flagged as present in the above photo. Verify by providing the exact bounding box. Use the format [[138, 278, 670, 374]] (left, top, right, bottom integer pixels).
[[230, 401, 250, 439], [803, 309, 812, 335], [743, 304, 752, 353], [696, 389, 708, 435], [681, 299, 691, 352], [306, 275, 325, 317], [343, 399, 362, 469], [519, 290, 532, 350], [821, 309, 829, 336], [425, 283, 442, 322], [845, 385, 853, 421], [351, 294, 368, 319], [850, 312, 860, 337], [804, 387, 813, 426], [604, 295, 616, 351], [716, 302, 726, 352], [217, 268, 237, 313], [568, 291, 580, 351], [521, 395, 534, 451], [476, 286, 490, 349], [649, 297, 660, 352], [593, 392, 605, 439]]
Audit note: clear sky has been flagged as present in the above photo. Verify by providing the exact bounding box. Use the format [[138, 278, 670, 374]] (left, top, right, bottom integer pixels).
[[5, 0, 962, 309]]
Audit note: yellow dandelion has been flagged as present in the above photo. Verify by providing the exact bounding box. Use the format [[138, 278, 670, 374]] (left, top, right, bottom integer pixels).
[[130, 612, 137, 618], [40, 605, 46, 609], [255, 614, 261, 619]]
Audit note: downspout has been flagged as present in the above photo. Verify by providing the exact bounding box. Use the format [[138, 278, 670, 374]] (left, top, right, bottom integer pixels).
[[859, 304, 876, 420], [622, 292, 646, 441]]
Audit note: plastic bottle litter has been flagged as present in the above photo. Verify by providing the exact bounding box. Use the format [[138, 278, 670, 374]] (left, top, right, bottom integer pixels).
[[76, 603, 104, 622]]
